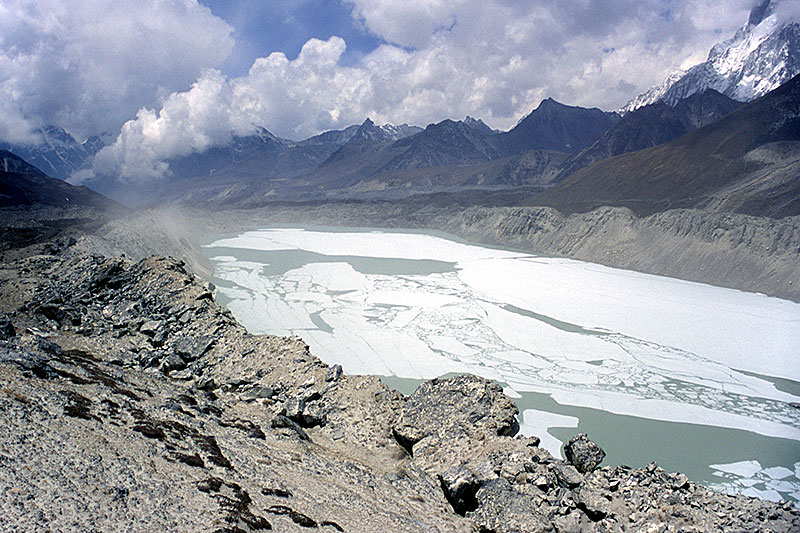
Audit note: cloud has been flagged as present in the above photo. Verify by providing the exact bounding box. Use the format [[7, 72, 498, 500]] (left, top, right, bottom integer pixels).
[[0, 0, 233, 143], [90, 0, 783, 182], [346, 0, 463, 49], [92, 37, 374, 181]]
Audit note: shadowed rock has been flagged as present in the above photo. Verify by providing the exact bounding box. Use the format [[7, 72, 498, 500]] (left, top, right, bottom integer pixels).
[[564, 433, 606, 473]]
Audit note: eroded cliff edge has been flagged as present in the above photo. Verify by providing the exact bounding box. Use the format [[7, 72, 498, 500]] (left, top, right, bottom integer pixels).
[[0, 208, 798, 531], [92, 202, 800, 302]]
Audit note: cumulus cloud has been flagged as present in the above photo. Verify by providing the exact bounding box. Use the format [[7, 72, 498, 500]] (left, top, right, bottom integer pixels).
[[92, 37, 374, 180], [0, 0, 233, 144], [346, 0, 462, 49], [91, 0, 787, 182]]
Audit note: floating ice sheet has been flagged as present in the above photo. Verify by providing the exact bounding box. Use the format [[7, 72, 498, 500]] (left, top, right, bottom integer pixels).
[[206, 227, 800, 501], [206, 228, 800, 442], [709, 460, 800, 502], [520, 409, 579, 459]]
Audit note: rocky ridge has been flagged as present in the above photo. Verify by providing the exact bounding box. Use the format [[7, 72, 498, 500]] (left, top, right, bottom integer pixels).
[[0, 210, 798, 531]]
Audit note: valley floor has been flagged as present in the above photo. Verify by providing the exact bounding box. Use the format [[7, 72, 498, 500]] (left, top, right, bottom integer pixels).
[[1, 204, 799, 531], [82, 200, 800, 302]]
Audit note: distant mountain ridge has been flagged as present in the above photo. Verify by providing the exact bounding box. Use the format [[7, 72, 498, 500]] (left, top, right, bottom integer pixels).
[[83, 76, 786, 209], [0, 126, 104, 181], [0, 150, 119, 209], [621, 0, 800, 113], [543, 73, 800, 218], [560, 90, 743, 178]]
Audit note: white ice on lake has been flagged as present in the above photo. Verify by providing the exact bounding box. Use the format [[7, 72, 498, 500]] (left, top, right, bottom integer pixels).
[[207, 229, 800, 499], [206, 227, 800, 443], [208, 229, 800, 440]]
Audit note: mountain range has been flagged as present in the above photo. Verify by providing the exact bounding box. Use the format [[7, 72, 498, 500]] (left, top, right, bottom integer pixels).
[[0, 0, 797, 219], [118, 99, 618, 206], [0, 126, 104, 181]]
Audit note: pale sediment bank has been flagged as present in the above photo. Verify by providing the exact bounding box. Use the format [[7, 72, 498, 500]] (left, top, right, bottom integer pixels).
[[89, 202, 800, 302]]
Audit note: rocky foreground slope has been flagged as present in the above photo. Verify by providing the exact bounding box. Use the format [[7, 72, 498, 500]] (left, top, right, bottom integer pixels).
[[0, 212, 798, 531]]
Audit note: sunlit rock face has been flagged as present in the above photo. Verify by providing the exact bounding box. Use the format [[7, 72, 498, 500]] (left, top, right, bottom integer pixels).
[[621, 1, 800, 113]]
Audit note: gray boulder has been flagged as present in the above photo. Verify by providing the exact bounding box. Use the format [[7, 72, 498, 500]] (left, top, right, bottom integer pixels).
[[325, 364, 343, 382], [564, 433, 605, 473], [552, 461, 584, 488], [469, 477, 553, 533], [392, 374, 519, 456]]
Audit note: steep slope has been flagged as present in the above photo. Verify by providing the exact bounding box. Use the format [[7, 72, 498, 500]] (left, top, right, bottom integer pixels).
[[544, 74, 800, 217], [298, 124, 361, 146], [0, 151, 120, 209], [622, 0, 800, 112], [560, 90, 743, 178], [500, 98, 618, 153]]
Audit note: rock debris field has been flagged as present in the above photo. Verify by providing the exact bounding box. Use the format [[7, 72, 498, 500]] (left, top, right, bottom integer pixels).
[[0, 232, 798, 531]]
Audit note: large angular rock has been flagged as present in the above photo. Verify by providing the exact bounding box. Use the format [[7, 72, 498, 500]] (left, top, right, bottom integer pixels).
[[392, 374, 519, 456], [438, 462, 496, 515], [438, 465, 482, 515], [325, 364, 343, 382], [469, 477, 553, 533], [0, 316, 15, 340], [552, 461, 584, 488], [281, 397, 327, 428], [564, 433, 605, 473], [572, 486, 612, 522]]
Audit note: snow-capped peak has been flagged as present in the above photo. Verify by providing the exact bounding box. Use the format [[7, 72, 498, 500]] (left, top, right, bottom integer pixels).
[[619, 70, 686, 114], [620, 0, 799, 113]]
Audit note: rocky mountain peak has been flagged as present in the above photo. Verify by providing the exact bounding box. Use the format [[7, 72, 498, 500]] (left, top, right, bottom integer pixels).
[[349, 118, 421, 144], [748, 0, 774, 27], [536, 97, 559, 109], [503, 99, 618, 153], [621, 0, 799, 113], [253, 125, 285, 145], [463, 116, 496, 134], [351, 118, 384, 142]]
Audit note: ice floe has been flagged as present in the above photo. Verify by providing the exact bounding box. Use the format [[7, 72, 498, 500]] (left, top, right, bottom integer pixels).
[[709, 460, 800, 502], [520, 409, 580, 459], [206, 227, 800, 500]]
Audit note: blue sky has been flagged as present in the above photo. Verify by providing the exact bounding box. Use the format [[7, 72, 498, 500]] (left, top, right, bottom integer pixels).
[[200, 0, 383, 75], [1, 0, 789, 181]]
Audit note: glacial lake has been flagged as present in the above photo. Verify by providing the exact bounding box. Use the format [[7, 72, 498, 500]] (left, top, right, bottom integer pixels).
[[204, 226, 800, 503]]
